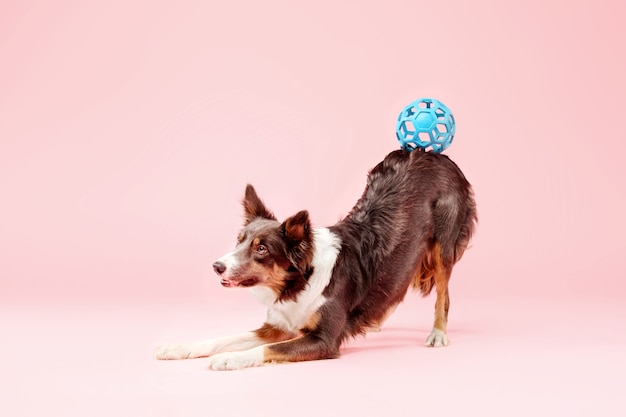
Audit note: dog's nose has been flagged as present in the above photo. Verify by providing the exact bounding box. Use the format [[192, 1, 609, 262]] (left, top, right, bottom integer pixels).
[[213, 261, 227, 275]]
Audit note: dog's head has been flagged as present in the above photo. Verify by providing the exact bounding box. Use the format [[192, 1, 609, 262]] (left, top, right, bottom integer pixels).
[[212, 185, 314, 300]]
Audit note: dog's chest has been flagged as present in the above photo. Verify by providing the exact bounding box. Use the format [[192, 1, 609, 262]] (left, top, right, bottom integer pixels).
[[249, 286, 327, 332]]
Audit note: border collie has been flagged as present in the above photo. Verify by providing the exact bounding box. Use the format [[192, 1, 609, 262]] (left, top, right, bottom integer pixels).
[[156, 148, 477, 370]]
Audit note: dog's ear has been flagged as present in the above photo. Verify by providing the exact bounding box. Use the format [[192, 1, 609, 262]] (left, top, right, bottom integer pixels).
[[242, 184, 276, 224], [280, 210, 314, 272]]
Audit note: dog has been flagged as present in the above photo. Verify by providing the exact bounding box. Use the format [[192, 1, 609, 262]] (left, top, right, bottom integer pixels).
[[156, 148, 477, 370]]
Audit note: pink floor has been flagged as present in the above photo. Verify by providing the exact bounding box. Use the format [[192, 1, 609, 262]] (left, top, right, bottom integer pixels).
[[3, 292, 625, 417]]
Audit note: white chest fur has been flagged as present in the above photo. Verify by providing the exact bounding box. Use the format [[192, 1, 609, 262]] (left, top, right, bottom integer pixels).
[[248, 228, 341, 333]]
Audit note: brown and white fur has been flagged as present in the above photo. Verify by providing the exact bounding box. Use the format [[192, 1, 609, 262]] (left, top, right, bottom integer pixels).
[[156, 148, 477, 370]]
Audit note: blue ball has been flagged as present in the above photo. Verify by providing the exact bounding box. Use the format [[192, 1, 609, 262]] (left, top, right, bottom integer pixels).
[[395, 98, 456, 153]]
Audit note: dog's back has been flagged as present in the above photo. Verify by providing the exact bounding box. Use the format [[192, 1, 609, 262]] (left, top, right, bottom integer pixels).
[[328, 149, 477, 344]]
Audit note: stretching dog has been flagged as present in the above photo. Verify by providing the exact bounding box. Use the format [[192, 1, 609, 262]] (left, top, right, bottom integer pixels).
[[156, 149, 477, 370]]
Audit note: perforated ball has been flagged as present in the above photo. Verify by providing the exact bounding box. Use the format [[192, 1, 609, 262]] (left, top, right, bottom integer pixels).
[[395, 98, 456, 153]]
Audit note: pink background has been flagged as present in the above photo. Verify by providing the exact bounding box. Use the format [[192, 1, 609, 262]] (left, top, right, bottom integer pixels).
[[1, 1, 625, 416]]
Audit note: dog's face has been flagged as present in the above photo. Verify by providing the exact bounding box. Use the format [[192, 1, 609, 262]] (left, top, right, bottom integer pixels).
[[213, 185, 314, 297], [213, 217, 287, 289]]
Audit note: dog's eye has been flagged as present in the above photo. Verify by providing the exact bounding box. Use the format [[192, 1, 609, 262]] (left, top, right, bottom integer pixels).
[[256, 245, 268, 255]]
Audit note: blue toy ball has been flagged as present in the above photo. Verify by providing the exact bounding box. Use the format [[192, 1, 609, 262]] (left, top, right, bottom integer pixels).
[[395, 98, 456, 153]]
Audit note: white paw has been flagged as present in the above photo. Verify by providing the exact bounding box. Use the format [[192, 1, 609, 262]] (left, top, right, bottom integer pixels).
[[155, 344, 192, 360], [208, 350, 261, 371], [425, 328, 449, 347]]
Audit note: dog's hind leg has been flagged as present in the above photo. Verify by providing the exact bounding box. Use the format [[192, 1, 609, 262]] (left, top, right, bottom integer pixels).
[[425, 243, 453, 347], [423, 186, 475, 346]]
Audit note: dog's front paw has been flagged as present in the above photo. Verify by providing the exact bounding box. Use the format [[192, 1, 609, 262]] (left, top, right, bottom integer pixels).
[[208, 350, 262, 371], [155, 344, 193, 360], [425, 328, 449, 347]]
